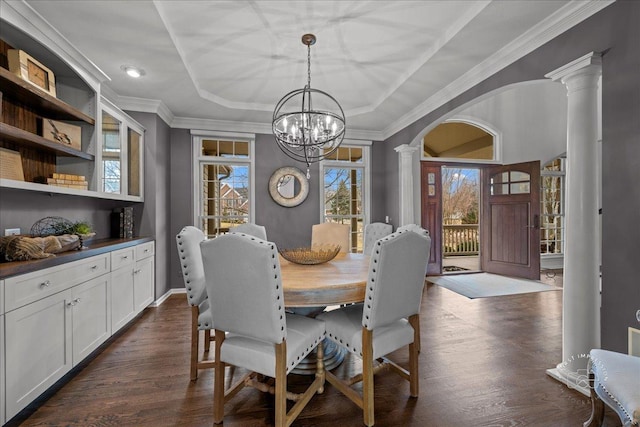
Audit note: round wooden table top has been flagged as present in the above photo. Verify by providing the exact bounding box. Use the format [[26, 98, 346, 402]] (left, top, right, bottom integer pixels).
[[280, 252, 369, 307]]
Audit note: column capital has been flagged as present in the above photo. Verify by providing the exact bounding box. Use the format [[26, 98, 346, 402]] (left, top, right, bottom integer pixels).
[[394, 144, 419, 155], [545, 51, 602, 83]]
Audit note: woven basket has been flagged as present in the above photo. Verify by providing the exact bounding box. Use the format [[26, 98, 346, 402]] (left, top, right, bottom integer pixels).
[[279, 244, 341, 265]]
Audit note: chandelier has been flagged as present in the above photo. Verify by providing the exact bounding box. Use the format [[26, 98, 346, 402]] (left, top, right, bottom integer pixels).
[[272, 34, 346, 178]]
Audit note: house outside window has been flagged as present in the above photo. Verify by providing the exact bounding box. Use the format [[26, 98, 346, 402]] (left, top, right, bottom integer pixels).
[[541, 157, 565, 257], [193, 133, 255, 238], [320, 143, 371, 253]]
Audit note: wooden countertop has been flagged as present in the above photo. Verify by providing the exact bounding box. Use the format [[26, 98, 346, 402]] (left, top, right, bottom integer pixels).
[[0, 237, 153, 280]]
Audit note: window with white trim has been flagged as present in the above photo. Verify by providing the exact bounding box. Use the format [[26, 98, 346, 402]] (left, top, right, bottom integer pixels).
[[541, 157, 565, 255], [193, 134, 254, 238], [320, 144, 370, 253]]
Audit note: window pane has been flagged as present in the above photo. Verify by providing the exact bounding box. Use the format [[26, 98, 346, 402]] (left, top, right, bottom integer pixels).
[[541, 159, 565, 255], [491, 184, 509, 195], [200, 162, 249, 236], [128, 128, 141, 197], [510, 171, 530, 182], [324, 167, 364, 252], [201, 139, 249, 158], [510, 182, 530, 194], [102, 111, 121, 193]]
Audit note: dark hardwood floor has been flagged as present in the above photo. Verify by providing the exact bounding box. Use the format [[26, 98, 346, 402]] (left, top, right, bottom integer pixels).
[[11, 273, 622, 427]]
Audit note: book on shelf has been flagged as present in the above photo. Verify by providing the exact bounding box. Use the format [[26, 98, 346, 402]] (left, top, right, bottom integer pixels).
[[47, 173, 88, 190], [111, 207, 134, 238]]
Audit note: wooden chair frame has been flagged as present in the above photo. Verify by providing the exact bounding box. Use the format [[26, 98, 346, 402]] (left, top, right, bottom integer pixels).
[[190, 305, 215, 380], [213, 330, 326, 427], [325, 314, 420, 426]]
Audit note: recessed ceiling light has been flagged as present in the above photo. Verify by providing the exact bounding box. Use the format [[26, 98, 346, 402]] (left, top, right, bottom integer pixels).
[[121, 65, 145, 78]]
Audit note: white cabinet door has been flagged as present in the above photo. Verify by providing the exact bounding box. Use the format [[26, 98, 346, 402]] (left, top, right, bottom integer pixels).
[[110, 267, 135, 332], [133, 256, 154, 314], [1, 312, 5, 426], [72, 275, 111, 364], [5, 289, 73, 420]]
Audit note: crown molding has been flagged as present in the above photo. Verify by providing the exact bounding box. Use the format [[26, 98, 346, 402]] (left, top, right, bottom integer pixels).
[[1, 0, 110, 90], [108, 94, 384, 140], [381, 0, 615, 140], [545, 51, 602, 81], [119, 96, 175, 127]]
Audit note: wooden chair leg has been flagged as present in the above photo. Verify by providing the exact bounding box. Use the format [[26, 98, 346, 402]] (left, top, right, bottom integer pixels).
[[583, 372, 605, 427], [213, 330, 226, 424], [274, 342, 287, 427], [362, 329, 375, 427], [190, 306, 199, 381], [408, 314, 420, 397], [204, 330, 211, 352], [414, 316, 421, 353]]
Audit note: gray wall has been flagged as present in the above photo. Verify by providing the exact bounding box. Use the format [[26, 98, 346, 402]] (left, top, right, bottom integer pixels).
[[168, 128, 192, 289], [369, 140, 388, 224], [254, 133, 321, 250], [127, 111, 172, 299], [600, 1, 640, 353], [383, 1, 639, 353], [0, 189, 131, 238]]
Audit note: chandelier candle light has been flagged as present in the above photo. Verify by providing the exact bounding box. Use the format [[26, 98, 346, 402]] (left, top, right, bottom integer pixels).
[[272, 34, 346, 179]]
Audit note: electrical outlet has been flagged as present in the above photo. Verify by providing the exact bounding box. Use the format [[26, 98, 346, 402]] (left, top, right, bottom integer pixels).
[[4, 228, 21, 236]]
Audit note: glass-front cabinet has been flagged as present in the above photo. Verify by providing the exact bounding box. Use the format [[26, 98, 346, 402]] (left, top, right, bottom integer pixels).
[[0, 9, 145, 202], [99, 99, 144, 201]]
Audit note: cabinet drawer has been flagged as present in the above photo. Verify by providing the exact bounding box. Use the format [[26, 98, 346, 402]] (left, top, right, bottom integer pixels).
[[135, 241, 155, 261], [111, 247, 135, 271], [4, 254, 110, 312]]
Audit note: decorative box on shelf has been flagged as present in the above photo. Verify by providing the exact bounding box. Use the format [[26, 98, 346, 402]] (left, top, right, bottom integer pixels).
[[39, 118, 82, 150]]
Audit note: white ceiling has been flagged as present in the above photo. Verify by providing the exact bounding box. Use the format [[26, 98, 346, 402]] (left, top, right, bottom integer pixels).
[[20, 0, 605, 139]]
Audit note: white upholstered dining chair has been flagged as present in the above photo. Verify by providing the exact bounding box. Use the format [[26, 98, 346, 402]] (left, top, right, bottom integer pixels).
[[200, 232, 326, 427], [175, 226, 215, 380], [363, 222, 393, 256], [397, 223, 430, 238], [317, 229, 431, 426], [229, 222, 267, 240], [311, 222, 350, 253]]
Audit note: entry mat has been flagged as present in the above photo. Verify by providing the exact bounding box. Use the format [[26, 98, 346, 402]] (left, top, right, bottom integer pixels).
[[426, 272, 561, 299]]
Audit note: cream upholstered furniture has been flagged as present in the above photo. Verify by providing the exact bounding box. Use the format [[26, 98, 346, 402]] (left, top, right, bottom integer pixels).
[[311, 223, 350, 253], [229, 222, 267, 240], [584, 349, 640, 427], [200, 233, 326, 426], [317, 229, 431, 426], [363, 222, 393, 256], [175, 226, 215, 380]]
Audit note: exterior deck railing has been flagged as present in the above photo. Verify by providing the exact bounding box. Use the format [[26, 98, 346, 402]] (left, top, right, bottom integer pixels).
[[443, 224, 479, 256]]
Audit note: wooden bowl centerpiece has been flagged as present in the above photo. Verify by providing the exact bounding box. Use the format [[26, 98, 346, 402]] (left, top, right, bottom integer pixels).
[[279, 244, 341, 265]]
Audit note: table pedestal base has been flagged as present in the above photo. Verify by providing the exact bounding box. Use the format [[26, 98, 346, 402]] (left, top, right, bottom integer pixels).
[[292, 338, 347, 375]]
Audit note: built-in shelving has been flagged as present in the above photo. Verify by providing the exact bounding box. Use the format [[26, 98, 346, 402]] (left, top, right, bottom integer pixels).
[[0, 178, 143, 202], [0, 123, 94, 160], [0, 67, 95, 124]]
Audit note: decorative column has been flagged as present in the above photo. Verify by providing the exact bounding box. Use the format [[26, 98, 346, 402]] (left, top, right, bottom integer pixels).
[[545, 52, 602, 392], [394, 144, 419, 226]]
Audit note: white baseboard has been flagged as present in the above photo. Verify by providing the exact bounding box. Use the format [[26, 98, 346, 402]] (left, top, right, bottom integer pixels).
[[150, 287, 186, 307], [630, 327, 640, 356]]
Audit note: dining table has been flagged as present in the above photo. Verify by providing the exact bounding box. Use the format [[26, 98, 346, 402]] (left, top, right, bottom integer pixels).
[[279, 252, 370, 373], [281, 252, 370, 308]]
